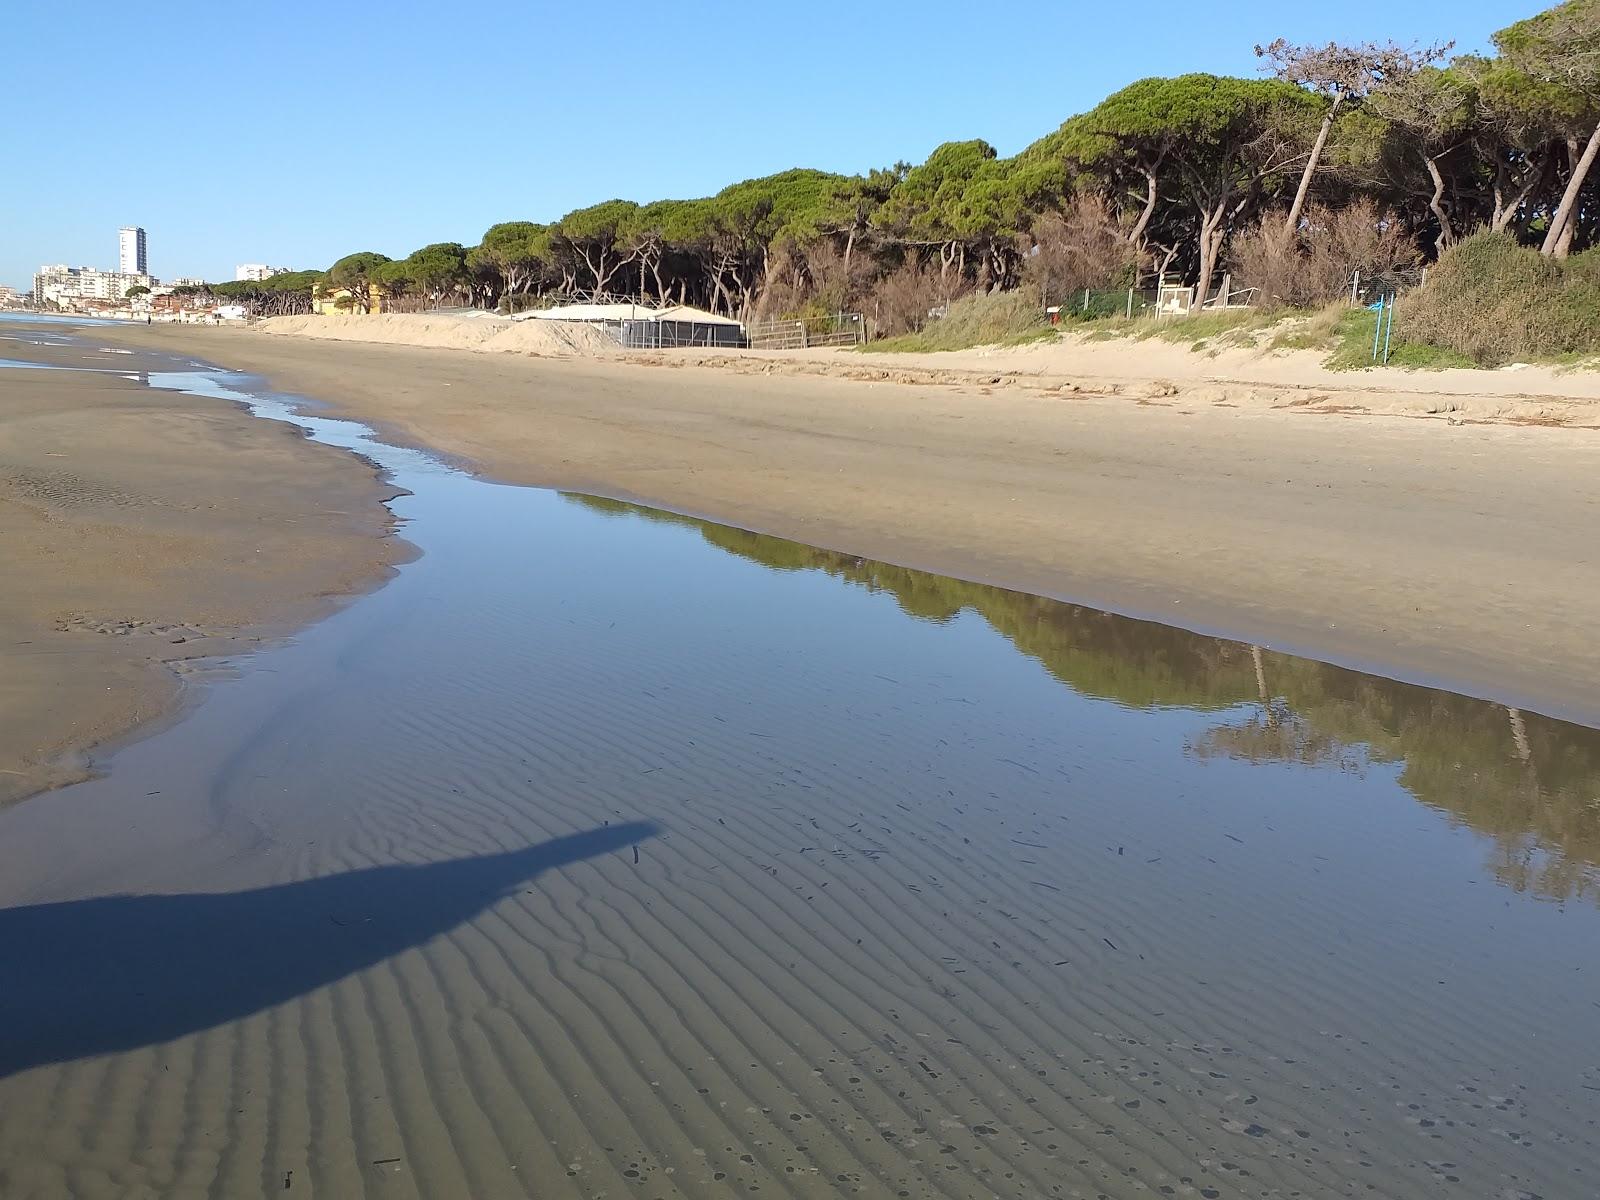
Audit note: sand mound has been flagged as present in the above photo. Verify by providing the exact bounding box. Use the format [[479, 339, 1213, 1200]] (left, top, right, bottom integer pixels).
[[259, 313, 618, 357]]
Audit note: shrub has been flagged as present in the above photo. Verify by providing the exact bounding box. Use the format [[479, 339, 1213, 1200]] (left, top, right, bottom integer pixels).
[[866, 261, 968, 339], [1231, 201, 1417, 308], [751, 239, 876, 324], [1398, 231, 1600, 365], [1020, 195, 1140, 301], [869, 288, 1049, 352]]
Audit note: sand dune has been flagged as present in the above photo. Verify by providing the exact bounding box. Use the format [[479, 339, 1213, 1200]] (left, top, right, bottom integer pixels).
[[255, 310, 1600, 427], [260, 313, 619, 356]]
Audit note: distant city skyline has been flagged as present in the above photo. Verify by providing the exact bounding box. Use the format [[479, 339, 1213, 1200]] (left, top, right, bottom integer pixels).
[[34, 235, 155, 308], [4, 0, 1533, 290], [38, 226, 152, 280]]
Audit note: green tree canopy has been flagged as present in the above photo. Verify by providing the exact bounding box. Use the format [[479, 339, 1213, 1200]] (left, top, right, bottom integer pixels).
[[475, 221, 551, 295], [552, 199, 640, 295], [327, 251, 391, 311], [405, 242, 469, 302], [1494, 0, 1600, 253]]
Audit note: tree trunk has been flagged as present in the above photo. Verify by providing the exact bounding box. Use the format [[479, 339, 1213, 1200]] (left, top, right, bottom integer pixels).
[[1424, 156, 1454, 255], [1283, 108, 1336, 238], [710, 272, 733, 316], [579, 248, 617, 296], [1490, 159, 1541, 233], [1193, 202, 1227, 309], [1506, 705, 1532, 763], [1543, 121, 1600, 256], [1491, 148, 1555, 235], [1127, 167, 1159, 249], [842, 226, 857, 272]]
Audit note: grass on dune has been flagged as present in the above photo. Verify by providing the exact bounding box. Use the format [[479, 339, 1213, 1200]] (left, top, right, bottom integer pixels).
[[862, 276, 1528, 371], [865, 290, 1057, 353]]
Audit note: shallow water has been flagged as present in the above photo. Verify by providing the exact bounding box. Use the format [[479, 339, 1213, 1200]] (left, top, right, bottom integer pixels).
[[1, 335, 1598, 1199]]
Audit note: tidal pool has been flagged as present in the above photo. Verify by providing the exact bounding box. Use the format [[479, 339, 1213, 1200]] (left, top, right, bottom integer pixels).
[[0, 337, 1596, 1199]]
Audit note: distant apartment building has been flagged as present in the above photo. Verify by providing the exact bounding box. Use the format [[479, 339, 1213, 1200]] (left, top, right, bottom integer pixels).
[[0, 285, 23, 308], [235, 263, 289, 281], [33, 264, 155, 308], [32, 226, 159, 309], [119, 226, 148, 275], [168, 277, 207, 287]]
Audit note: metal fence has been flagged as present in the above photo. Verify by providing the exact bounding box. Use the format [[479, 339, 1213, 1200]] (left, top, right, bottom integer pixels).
[[616, 318, 746, 350], [1043, 270, 1431, 323], [746, 312, 866, 350], [1047, 288, 1158, 322]]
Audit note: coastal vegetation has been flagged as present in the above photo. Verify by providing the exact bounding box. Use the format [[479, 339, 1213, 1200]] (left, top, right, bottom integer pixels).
[[200, 2, 1600, 361]]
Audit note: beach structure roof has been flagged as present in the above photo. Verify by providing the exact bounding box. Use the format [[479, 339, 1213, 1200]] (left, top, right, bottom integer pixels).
[[520, 302, 743, 327], [524, 302, 650, 322], [652, 304, 742, 327]]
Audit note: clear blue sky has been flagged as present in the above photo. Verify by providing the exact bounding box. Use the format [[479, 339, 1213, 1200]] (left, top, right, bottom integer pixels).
[[5, 0, 1534, 290]]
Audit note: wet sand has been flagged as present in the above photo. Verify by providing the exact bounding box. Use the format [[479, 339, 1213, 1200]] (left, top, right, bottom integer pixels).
[[1, 340, 1597, 1199], [102, 322, 1600, 725], [0, 329, 404, 803]]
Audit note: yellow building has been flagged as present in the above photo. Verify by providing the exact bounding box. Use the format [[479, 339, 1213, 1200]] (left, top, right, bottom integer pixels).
[[311, 281, 384, 315]]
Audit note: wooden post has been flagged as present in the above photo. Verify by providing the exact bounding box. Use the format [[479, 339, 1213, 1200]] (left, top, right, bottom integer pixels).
[[1126, 288, 1134, 319]]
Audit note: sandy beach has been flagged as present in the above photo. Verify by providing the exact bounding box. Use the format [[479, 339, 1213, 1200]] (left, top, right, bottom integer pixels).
[[0, 332, 404, 804], [101, 319, 1600, 725], [2, 320, 1597, 1199]]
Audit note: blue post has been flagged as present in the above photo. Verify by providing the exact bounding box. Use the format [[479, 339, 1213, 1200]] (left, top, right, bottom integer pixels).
[[1371, 297, 1383, 362], [1382, 294, 1395, 364]]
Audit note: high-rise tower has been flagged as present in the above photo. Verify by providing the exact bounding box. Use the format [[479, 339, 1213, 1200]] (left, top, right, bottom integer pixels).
[[118, 226, 147, 275]]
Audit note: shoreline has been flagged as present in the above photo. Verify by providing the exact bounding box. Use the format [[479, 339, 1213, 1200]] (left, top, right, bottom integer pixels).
[[0, 331, 410, 805], [96, 322, 1600, 727]]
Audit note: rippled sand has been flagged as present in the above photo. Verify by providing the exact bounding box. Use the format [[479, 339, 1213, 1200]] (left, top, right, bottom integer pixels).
[[1, 356, 1596, 1199]]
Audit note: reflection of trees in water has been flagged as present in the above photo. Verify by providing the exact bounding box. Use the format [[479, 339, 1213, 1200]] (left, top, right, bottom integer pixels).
[[1188, 702, 1364, 771], [566, 494, 1600, 903]]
